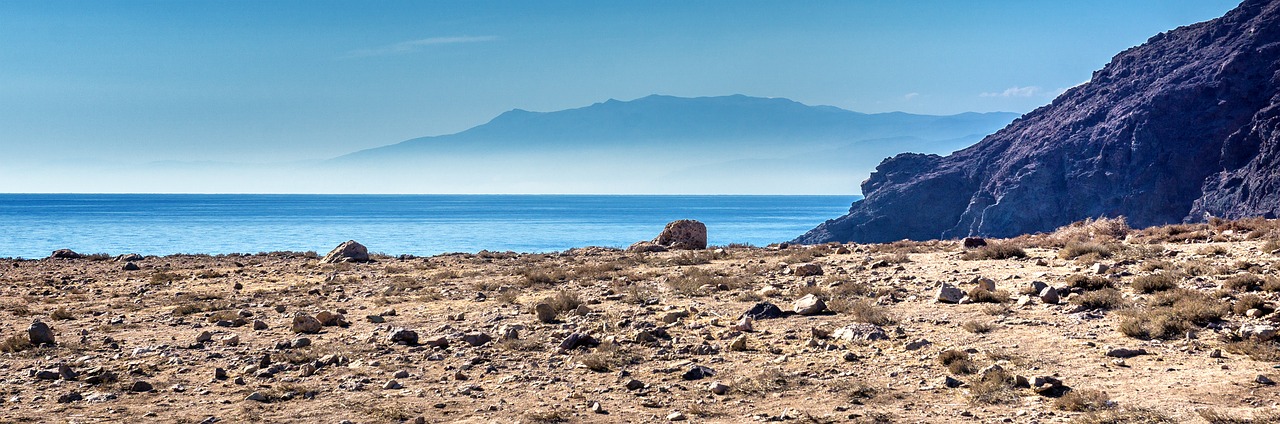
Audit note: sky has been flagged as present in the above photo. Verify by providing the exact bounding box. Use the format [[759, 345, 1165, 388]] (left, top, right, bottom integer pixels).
[[0, 0, 1241, 191]]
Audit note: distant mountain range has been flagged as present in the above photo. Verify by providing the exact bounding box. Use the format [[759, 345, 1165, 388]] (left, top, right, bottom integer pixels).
[[332, 94, 1016, 194], [796, 0, 1280, 243]]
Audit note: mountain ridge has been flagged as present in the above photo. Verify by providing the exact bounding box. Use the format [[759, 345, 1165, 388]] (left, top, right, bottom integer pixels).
[[796, 0, 1280, 244]]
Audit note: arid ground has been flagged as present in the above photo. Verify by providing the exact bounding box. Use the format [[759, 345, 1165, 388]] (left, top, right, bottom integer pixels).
[[2, 218, 1279, 423]]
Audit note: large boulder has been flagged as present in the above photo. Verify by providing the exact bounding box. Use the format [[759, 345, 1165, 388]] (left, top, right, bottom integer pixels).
[[320, 240, 370, 264], [49, 249, 83, 259], [27, 320, 55, 346], [652, 220, 707, 250]]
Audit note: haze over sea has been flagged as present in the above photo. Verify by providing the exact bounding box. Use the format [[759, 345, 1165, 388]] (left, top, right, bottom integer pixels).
[[0, 194, 854, 259]]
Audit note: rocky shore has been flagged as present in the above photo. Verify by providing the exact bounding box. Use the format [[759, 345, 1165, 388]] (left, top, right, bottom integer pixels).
[[2, 218, 1279, 423]]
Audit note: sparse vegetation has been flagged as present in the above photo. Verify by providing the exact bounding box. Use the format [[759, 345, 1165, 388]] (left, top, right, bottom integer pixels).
[[1131, 273, 1180, 293], [961, 243, 1027, 260]]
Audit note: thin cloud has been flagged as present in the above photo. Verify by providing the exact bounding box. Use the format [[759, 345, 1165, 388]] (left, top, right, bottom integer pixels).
[[903, 92, 920, 101], [343, 36, 498, 58], [980, 86, 1042, 98]]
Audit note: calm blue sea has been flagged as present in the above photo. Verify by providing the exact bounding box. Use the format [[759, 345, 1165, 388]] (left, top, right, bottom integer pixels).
[[0, 194, 855, 258]]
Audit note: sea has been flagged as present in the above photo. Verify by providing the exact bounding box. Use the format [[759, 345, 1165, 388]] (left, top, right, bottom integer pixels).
[[0, 194, 856, 259]]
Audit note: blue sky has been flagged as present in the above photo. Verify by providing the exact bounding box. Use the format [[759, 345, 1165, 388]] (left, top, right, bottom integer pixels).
[[0, 1, 1239, 167]]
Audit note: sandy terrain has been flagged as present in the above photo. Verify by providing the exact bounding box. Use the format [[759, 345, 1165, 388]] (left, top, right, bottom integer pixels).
[[1, 219, 1278, 423]]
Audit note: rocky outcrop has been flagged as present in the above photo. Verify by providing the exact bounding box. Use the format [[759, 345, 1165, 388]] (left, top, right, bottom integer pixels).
[[797, 0, 1280, 244], [320, 240, 370, 264], [652, 220, 708, 250]]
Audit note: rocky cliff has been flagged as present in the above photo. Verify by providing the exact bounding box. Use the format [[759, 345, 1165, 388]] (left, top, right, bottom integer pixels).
[[797, 0, 1280, 244]]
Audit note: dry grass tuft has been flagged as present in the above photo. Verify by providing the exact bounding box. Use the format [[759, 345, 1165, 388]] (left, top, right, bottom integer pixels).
[[967, 367, 1017, 405], [1059, 242, 1117, 260], [1074, 407, 1175, 424], [1196, 409, 1280, 424], [1118, 289, 1226, 340], [1130, 273, 1180, 293], [1072, 288, 1126, 310], [1053, 389, 1111, 412], [843, 300, 896, 326], [962, 320, 994, 334], [938, 349, 976, 374], [961, 243, 1027, 261]]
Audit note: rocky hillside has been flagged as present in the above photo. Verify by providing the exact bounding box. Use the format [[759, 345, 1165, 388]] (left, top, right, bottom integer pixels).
[[797, 0, 1280, 244]]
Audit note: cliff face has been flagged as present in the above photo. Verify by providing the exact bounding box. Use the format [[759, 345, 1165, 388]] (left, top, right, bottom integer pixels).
[[797, 0, 1280, 244]]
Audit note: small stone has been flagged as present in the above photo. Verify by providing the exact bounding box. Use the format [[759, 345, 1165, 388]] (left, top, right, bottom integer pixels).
[[963, 237, 987, 248], [743, 302, 784, 320], [729, 335, 749, 352], [214, 368, 228, 380], [1090, 263, 1110, 274], [252, 320, 267, 330], [709, 382, 730, 395], [195, 331, 213, 343], [1256, 375, 1276, 385], [1239, 324, 1277, 342], [559, 333, 599, 351], [732, 316, 754, 332], [533, 303, 557, 323], [904, 339, 931, 351], [246, 392, 268, 402], [27, 320, 55, 346], [681, 365, 715, 381], [57, 392, 83, 403], [667, 411, 687, 421], [292, 337, 312, 348], [1039, 287, 1060, 305], [314, 311, 344, 326], [1105, 348, 1148, 358], [299, 364, 316, 377], [366, 315, 385, 323], [129, 380, 153, 392], [973, 277, 996, 292], [290, 313, 322, 334], [388, 328, 420, 346], [221, 334, 240, 346], [463, 332, 493, 347], [625, 379, 645, 390], [591, 401, 606, 413], [383, 380, 403, 390], [661, 310, 689, 324], [122, 262, 140, 271], [423, 335, 449, 348], [393, 370, 410, 379], [943, 376, 965, 388], [792, 263, 823, 277], [1210, 349, 1224, 358], [936, 283, 964, 304], [793, 294, 827, 315], [832, 323, 888, 341]]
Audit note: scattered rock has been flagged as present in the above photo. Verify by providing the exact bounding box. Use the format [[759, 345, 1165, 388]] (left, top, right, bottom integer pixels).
[[681, 365, 715, 381], [1239, 324, 1277, 342], [463, 332, 493, 347], [49, 249, 83, 259], [832, 323, 889, 342], [793, 294, 827, 315], [383, 380, 403, 390], [963, 237, 987, 248], [252, 320, 268, 331], [388, 328, 419, 346], [709, 382, 730, 395], [320, 240, 369, 264], [533, 303, 557, 323], [792, 263, 823, 277], [122, 262, 140, 271], [1039, 287, 1060, 305], [1257, 375, 1276, 385], [667, 411, 687, 421], [559, 333, 599, 351], [624, 379, 645, 390], [315, 311, 345, 326], [936, 283, 964, 304], [129, 380, 153, 392], [626, 241, 668, 253], [27, 320, 55, 346], [1105, 348, 1148, 358], [731, 316, 754, 332], [904, 339, 931, 351], [246, 392, 268, 402], [743, 302, 784, 320], [366, 315, 385, 323], [652, 220, 708, 250], [973, 277, 996, 292], [290, 313, 322, 334], [728, 335, 749, 352]]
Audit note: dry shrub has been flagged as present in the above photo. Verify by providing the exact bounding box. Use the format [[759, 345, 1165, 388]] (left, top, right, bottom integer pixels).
[[1262, 239, 1280, 253], [1196, 408, 1280, 424], [662, 250, 724, 266], [844, 300, 896, 326], [866, 239, 933, 254], [50, 307, 75, 320], [1181, 259, 1224, 277], [1222, 340, 1280, 362], [1066, 274, 1114, 291], [1054, 389, 1111, 412], [520, 268, 566, 286], [961, 243, 1027, 261], [523, 408, 570, 423], [1119, 289, 1226, 340], [1131, 273, 1180, 293], [1074, 407, 1176, 424], [1040, 217, 1131, 247], [1059, 242, 1116, 260], [967, 367, 1017, 405], [733, 367, 805, 394], [497, 338, 544, 352], [962, 320, 994, 334], [1137, 260, 1173, 272], [1232, 294, 1273, 316], [0, 334, 32, 353], [982, 303, 1013, 316], [1198, 245, 1229, 256], [967, 288, 1010, 304], [537, 289, 581, 313], [1130, 222, 1211, 244], [1072, 288, 1126, 310], [938, 350, 976, 374], [1224, 274, 1266, 292]]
